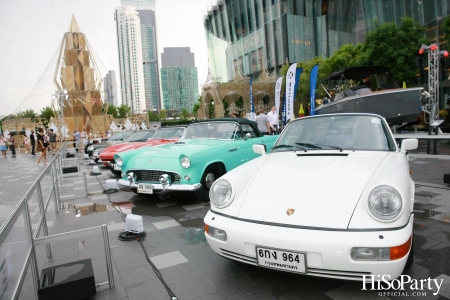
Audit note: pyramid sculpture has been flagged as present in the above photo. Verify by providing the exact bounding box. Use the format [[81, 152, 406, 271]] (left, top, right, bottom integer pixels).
[[54, 15, 106, 135]]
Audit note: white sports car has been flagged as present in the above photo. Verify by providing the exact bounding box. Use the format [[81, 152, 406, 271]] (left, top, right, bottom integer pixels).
[[204, 113, 418, 281]]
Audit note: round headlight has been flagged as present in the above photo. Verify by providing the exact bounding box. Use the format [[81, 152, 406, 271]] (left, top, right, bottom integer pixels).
[[209, 179, 233, 208], [180, 156, 191, 169], [368, 185, 402, 221], [116, 157, 123, 167]]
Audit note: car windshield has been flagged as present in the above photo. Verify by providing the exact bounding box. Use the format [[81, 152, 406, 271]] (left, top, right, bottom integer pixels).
[[125, 130, 155, 142], [274, 115, 396, 152], [109, 130, 135, 141], [152, 127, 185, 139], [182, 122, 242, 140]]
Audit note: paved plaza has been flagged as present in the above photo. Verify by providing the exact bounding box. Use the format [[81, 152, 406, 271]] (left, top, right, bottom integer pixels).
[[0, 140, 449, 300]]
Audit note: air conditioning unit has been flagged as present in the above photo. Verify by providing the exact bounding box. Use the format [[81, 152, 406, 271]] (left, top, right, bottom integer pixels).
[[126, 214, 143, 233]]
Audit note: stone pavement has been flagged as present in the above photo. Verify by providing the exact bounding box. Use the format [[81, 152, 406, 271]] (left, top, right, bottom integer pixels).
[[3, 140, 450, 300]]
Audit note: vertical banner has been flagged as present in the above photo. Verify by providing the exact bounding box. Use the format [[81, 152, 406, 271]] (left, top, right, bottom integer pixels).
[[249, 77, 255, 120], [309, 64, 319, 116], [274, 77, 283, 116], [282, 92, 287, 126], [293, 67, 303, 99], [285, 63, 298, 122]]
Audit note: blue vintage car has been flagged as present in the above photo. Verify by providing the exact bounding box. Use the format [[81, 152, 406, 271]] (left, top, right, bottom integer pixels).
[[116, 118, 278, 201]]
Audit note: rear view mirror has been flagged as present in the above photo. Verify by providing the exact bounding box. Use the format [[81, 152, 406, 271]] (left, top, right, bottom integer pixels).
[[253, 144, 266, 155], [400, 139, 418, 152]]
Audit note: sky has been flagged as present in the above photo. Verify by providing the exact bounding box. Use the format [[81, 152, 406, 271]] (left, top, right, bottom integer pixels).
[[0, 0, 212, 116]]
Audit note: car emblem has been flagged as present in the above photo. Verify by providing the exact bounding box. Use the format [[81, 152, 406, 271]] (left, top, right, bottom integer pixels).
[[286, 209, 295, 216]]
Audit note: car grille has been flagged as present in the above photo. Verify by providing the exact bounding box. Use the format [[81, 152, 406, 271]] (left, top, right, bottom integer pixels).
[[129, 170, 180, 183]]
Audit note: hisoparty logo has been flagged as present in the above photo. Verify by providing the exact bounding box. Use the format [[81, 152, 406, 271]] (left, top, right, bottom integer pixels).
[[362, 275, 444, 296]]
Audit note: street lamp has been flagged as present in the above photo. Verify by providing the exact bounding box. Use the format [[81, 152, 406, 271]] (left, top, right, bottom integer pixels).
[[51, 89, 69, 154]]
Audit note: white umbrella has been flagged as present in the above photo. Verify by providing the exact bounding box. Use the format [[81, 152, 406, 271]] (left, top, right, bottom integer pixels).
[[110, 121, 118, 132], [141, 122, 147, 130], [131, 124, 136, 130], [49, 122, 58, 133], [124, 118, 132, 130]]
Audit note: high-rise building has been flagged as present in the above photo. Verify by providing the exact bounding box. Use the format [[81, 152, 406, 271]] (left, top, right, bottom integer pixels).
[[104, 70, 119, 106], [161, 47, 199, 112], [121, 0, 161, 111], [115, 5, 146, 113]]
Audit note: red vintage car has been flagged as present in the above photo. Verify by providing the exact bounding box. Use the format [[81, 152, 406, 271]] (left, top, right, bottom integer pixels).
[[99, 126, 186, 175]]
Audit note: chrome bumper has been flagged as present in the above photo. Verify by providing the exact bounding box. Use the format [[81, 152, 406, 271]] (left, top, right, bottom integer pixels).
[[117, 179, 202, 192]]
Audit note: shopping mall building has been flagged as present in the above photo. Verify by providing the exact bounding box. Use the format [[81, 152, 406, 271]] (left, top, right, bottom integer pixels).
[[198, 0, 450, 119]]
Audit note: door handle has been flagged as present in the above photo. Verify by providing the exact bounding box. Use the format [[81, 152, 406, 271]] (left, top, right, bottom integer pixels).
[[227, 147, 239, 152]]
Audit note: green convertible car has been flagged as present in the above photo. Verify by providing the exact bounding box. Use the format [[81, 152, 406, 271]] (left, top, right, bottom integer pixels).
[[116, 118, 278, 201]]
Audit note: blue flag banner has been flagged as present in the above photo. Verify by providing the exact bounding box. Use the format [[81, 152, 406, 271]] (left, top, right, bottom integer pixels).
[[293, 67, 303, 100], [309, 64, 319, 116], [249, 77, 255, 120]]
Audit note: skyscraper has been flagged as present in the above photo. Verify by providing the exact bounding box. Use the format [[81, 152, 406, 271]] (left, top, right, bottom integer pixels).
[[104, 70, 119, 107], [161, 47, 198, 112], [115, 5, 146, 113], [121, 0, 161, 111]]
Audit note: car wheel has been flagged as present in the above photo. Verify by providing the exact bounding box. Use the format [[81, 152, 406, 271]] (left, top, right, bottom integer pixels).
[[404, 238, 414, 270], [194, 165, 220, 202]]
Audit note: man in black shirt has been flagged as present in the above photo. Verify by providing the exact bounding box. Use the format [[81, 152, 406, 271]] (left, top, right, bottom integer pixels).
[[30, 130, 35, 156]]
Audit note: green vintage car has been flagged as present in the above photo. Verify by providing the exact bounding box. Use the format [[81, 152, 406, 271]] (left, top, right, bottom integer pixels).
[[116, 118, 278, 201]]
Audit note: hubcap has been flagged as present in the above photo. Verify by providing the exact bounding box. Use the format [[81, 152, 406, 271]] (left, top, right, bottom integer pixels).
[[205, 172, 215, 189]]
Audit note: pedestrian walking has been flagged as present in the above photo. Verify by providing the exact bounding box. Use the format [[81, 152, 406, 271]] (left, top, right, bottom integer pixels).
[[48, 129, 57, 155], [266, 106, 279, 135], [30, 130, 36, 156], [8, 133, 16, 157], [0, 134, 7, 158], [73, 130, 81, 152], [36, 128, 49, 165], [255, 108, 268, 135], [23, 134, 30, 153]]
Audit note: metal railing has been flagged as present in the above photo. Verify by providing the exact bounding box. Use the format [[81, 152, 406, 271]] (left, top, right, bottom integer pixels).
[[0, 149, 114, 300]]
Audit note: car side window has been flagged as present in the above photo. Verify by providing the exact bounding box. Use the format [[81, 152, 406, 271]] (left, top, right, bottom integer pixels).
[[241, 124, 256, 138]]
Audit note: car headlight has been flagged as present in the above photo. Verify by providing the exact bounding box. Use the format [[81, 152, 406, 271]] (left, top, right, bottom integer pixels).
[[116, 157, 123, 167], [88, 146, 94, 151], [209, 179, 233, 208], [180, 156, 191, 169], [368, 185, 402, 221]]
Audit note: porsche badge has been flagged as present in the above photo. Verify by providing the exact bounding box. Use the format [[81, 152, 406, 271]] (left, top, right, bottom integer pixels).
[[286, 208, 295, 216]]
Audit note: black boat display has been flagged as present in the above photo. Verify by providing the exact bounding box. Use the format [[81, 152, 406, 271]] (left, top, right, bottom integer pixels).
[[315, 66, 423, 124]]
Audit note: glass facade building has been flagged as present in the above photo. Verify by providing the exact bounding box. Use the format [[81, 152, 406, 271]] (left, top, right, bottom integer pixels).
[[121, 0, 161, 111], [204, 0, 450, 86], [161, 47, 199, 112]]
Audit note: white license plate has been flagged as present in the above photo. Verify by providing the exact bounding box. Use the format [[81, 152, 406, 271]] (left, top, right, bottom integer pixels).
[[256, 246, 306, 274], [113, 164, 121, 171], [137, 184, 153, 194]]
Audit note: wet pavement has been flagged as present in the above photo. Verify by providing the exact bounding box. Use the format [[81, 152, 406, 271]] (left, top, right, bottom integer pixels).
[[4, 140, 450, 299]]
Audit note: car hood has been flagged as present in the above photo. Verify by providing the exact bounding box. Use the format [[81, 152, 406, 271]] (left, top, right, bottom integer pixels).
[[101, 139, 179, 155], [237, 151, 389, 229]]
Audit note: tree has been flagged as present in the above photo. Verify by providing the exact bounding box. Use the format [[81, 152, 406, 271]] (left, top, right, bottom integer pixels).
[[325, 44, 364, 72], [360, 17, 429, 87], [117, 104, 132, 119], [158, 109, 167, 120], [40, 106, 55, 128], [235, 97, 244, 117], [180, 108, 189, 120], [208, 99, 215, 118], [193, 95, 201, 117], [16, 109, 38, 121], [148, 111, 160, 121], [102, 103, 118, 118], [443, 16, 450, 47]]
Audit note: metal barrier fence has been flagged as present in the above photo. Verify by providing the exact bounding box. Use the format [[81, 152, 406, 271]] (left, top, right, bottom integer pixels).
[[0, 149, 114, 300]]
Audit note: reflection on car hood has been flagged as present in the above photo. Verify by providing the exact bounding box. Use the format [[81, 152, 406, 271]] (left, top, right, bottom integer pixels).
[[130, 139, 237, 160], [237, 151, 389, 229], [101, 139, 179, 156]]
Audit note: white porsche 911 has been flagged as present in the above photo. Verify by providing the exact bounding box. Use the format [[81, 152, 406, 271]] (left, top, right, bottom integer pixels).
[[204, 113, 418, 281]]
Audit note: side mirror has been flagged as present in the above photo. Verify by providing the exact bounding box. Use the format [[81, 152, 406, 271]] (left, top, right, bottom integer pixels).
[[243, 133, 252, 140], [253, 144, 266, 155], [400, 139, 418, 152]]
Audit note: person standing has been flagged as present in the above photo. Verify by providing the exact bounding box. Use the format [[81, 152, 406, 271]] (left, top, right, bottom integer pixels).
[[36, 128, 48, 165], [30, 130, 36, 156], [255, 108, 268, 135], [23, 134, 30, 153], [0, 134, 7, 158], [73, 130, 81, 152], [8, 133, 16, 157], [48, 129, 57, 155], [266, 106, 279, 135]]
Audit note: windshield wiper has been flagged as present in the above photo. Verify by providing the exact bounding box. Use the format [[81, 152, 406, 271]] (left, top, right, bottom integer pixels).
[[296, 142, 343, 151], [272, 144, 306, 151]]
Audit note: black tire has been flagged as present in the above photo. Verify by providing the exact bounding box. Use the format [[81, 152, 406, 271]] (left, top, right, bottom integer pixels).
[[404, 237, 414, 270], [109, 168, 121, 177], [194, 165, 220, 202]]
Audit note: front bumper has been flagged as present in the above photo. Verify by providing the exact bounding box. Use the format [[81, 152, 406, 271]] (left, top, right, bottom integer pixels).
[[204, 210, 413, 281], [118, 179, 202, 192]]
